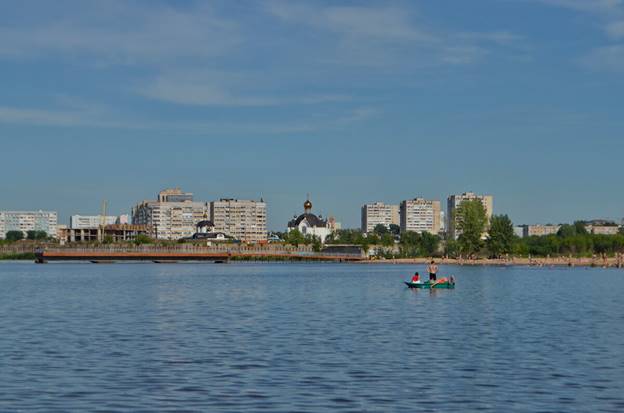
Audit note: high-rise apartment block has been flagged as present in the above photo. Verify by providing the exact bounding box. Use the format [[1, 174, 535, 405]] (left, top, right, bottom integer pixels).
[[361, 202, 399, 233], [399, 198, 441, 234], [0, 210, 58, 239], [132, 188, 209, 240], [447, 192, 493, 239], [211, 199, 267, 242]]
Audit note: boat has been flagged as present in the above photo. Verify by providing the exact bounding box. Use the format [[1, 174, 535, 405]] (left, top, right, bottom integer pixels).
[[404, 280, 455, 289]]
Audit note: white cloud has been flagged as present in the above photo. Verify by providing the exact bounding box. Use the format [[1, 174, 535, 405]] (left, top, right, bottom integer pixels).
[[267, 1, 436, 44], [140, 71, 350, 106], [0, 106, 81, 126], [266, 1, 524, 68], [582, 44, 624, 70], [0, 103, 378, 135], [537, 0, 623, 13], [607, 20, 624, 38], [0, 2, 239, 63]]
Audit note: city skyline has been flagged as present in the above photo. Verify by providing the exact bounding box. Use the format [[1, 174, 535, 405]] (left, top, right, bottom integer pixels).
[[1, 1, 623, 228], [2, 187, 622, 234]]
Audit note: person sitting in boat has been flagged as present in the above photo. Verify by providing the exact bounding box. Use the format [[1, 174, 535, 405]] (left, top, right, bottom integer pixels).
[[411, 272, 422, 284]]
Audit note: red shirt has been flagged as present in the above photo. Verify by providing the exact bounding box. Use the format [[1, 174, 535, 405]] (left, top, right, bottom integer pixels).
[[411, 275, 419, 282]]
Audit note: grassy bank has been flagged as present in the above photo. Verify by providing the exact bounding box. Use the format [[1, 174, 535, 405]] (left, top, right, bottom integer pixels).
[[0, 252, 36, 260]]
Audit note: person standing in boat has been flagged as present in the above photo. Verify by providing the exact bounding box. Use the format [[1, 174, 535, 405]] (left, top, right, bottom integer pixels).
[[427, 260, 438, 281]]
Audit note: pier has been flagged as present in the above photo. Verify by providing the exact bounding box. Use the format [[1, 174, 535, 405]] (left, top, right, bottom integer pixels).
[[34, 246, 366, 263]]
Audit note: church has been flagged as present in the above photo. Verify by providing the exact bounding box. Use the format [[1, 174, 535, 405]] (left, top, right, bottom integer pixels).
[[287, 197, 333, 243]]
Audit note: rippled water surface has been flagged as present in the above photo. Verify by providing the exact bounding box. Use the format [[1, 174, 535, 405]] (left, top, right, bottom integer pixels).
[[1, 262, 623, 412]]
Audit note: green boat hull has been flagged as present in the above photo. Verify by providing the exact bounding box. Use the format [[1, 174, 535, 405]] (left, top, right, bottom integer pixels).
[[404, 281, 455, 289]]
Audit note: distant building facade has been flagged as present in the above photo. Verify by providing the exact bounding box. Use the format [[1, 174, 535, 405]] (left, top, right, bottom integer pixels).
[[399, 198, 441, 234], [361, 202, 399, 233], [132, 188, 209, 240], [70, 214, 128, 229], [210, 198, 267, 243], [0, 210, 58, 239], [61, 224, 150, 243], [288, 198, 332, 243], [439, 211, 446, 233], [586, 225, 620, 235], [447, 192, 494, 239], [328, 216, 342, 232], [521, 224, 561, 237]]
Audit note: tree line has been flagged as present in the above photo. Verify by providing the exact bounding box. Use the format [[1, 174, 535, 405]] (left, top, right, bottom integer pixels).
[[280, 199, 624, 258], [2, 230, 50, 242]]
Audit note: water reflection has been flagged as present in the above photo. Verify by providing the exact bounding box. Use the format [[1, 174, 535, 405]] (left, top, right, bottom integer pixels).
[[1, 262, 623, 412]]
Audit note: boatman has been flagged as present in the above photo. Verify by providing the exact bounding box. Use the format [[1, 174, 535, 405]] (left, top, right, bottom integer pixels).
[[427, 260, 439, 281]]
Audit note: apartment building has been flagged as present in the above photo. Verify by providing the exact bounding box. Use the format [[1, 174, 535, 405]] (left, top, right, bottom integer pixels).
[[211, 199, 267, 242], [0, 210, 58, 239], [361, 202, 399, 233], [399, 198, 441, 234], [447, 192, 494, 239], [132, 188, 209, 240]]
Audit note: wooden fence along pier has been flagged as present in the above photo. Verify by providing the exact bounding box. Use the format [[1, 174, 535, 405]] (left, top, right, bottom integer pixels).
[[34, 245, 366, 264]]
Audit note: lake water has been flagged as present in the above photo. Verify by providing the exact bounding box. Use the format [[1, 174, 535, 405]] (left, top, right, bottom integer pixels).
[[1, 262, 623, 412]]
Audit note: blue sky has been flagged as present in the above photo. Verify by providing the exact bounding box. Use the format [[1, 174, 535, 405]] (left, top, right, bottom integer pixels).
[[1, 0, 623, 229]]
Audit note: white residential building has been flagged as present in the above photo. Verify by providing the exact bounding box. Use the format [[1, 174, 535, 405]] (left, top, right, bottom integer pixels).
[[361, 202, 399, 233], [586, 225, 620, 235], [70, 215, 118, 229], [0, 210, 58, 239], [211, 198, 267, 242], [447, 192, 494, 239], [521, 224, 560, 237], [399, 198, 441, 234], [132, 188, 209, 240]]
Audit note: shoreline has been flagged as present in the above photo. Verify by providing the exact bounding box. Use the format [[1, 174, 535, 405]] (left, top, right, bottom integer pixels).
[[360, 257, 624, 268], [2, 256, 623, 268]]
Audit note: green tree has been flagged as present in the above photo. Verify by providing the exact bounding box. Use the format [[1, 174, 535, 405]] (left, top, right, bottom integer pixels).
[[399, 231, 421, 257], [380, 233, 395, 247], [389, 224, 400, 236], [456, 199, 488, 256], [134, 234, 153, 245], [285, 229, 306, 247], [373, 224, 388, 236], [557, 224, 576, 238], [486, 215, 515, 257], [311, 236, 322, 252], [444, 239, 459, 257], [27, 230, 48, 240], [420, 232, 440, 256], [574, 221, 588, 235], [5, 231, 24, 242]]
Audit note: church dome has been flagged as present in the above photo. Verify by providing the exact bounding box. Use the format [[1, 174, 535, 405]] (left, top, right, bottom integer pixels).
[[304, 199, 312, 210]]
